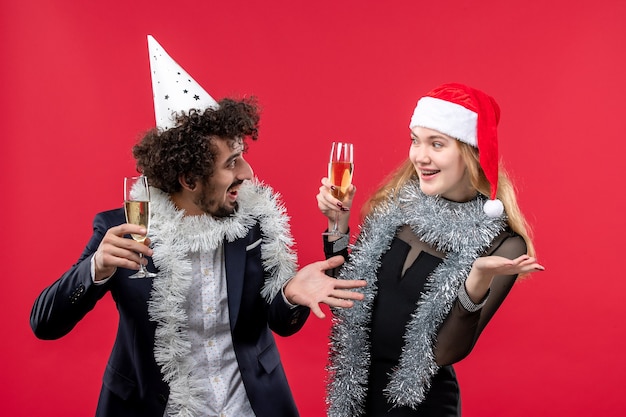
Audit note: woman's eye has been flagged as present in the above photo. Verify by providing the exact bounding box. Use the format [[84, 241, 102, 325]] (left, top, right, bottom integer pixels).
[[433, 142, 443, 148]]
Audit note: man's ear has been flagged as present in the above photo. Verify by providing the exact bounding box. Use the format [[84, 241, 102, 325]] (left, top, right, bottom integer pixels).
[[178, 174, 196, 191]]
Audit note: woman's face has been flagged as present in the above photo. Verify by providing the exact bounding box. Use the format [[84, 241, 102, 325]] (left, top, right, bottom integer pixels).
[[409, 126, 475, 202]]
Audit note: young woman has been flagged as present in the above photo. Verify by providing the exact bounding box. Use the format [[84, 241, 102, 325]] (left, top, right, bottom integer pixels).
[[317, 83, 544, 417]]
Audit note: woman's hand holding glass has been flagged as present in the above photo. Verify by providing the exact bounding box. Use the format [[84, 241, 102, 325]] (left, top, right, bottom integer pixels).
[[320, 142, 354, 238], [317, 177, 356, 240]]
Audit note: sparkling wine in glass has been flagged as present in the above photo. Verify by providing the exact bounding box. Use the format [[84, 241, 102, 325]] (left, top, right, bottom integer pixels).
[[323, 142, 354, 237], [124, 176, 157, 278]]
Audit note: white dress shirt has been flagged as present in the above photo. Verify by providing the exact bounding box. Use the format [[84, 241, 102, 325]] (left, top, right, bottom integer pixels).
[[184, 247, 256, 417]]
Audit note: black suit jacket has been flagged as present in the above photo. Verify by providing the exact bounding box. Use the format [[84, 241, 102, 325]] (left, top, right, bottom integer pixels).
[[31, 208, 310, 417]]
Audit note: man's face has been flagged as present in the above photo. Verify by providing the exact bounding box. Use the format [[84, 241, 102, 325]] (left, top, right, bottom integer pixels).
[[194, 138, 253, 217]]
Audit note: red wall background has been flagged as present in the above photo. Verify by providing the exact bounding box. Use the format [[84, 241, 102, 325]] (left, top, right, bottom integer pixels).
[[2, 1, 625, 416]]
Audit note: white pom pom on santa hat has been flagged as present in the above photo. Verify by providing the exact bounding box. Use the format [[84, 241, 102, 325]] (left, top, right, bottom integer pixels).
[[483, 198, 504, 217], [409, 83, 504, 218]]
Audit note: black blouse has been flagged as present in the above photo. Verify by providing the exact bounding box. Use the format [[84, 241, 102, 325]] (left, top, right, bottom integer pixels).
[[325, 224, 527, 416]]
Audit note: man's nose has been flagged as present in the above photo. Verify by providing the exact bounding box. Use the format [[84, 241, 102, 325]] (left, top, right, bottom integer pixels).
[[238, 157, 254, 180]]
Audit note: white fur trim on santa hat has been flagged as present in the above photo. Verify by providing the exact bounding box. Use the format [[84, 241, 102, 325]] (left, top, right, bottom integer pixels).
[[409, 96, 478, 147]]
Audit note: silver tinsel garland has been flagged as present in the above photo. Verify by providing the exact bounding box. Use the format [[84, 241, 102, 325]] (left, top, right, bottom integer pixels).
[[326, 180, 505, 416], [147, 180, 297, 417]]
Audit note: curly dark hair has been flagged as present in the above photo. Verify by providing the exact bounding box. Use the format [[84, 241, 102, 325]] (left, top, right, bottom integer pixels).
[[133, 97, 260, 193]]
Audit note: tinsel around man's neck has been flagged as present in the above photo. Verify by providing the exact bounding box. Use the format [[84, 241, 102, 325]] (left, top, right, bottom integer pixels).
[[145, 180, 298, 417]]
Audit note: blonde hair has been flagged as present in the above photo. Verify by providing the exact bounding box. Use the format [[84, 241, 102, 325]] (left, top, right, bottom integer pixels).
[[362, 141, 535, 257]]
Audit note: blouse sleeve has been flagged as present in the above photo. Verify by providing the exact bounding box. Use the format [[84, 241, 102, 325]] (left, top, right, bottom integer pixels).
[[322, 232, 350, 277], [433, 230, 528, 366]]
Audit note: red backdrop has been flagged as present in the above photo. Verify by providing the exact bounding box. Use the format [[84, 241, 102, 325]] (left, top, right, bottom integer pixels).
[[2, 1, 625, 416]]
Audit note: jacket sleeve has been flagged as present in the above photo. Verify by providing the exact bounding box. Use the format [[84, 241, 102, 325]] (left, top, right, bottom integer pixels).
[[267, 293, 310, 337], [238, 221, 310, 338], [433, 231, 527, 365], [30, 211, 121, 340]]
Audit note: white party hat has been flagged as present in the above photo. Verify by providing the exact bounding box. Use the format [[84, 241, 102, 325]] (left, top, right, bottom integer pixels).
[[147, 35, 218, 130]]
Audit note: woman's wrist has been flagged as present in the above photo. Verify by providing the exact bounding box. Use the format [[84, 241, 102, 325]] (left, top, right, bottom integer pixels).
[[458, 283, 490, 312], [464, 267, 493, 303]]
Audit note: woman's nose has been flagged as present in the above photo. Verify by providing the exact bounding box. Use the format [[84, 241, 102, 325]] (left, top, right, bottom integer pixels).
[[413, 147, 431, 163]]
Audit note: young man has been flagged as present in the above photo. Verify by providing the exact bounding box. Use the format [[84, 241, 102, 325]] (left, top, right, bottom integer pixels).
[[30, 36, 365, 417]]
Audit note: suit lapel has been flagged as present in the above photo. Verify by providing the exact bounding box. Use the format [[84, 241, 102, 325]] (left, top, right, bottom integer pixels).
[[223, 238, 246, 330]]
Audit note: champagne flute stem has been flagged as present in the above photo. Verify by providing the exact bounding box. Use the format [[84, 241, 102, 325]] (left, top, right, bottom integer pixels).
[[138, 253, 146, 273], [332, 212, 339, 234], [131, 251, 156, 278]]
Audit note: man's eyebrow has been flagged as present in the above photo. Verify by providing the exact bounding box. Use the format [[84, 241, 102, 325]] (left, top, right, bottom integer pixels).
[[224, 151, 241, 165]]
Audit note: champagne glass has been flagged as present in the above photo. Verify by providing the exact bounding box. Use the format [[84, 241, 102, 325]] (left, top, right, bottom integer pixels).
[[124, 176, 157, 278], [322, 142, 354, 237]]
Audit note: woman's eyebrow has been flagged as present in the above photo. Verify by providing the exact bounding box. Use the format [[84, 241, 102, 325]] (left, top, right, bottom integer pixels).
[[411, 133, 451, 141]]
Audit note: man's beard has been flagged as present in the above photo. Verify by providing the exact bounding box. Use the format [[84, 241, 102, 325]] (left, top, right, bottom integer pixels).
[[195, 194, 237, 218], [212, 201, 238, 218], [195, 181, 241, 218]]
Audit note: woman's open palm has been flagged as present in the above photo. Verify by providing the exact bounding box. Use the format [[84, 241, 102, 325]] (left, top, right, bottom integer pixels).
[[473, 254, 544, 277]]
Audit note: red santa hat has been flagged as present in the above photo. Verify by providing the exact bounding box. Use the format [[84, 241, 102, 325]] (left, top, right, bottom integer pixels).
[[409, 83, 504, 218], [147, 35, 218, 130]]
